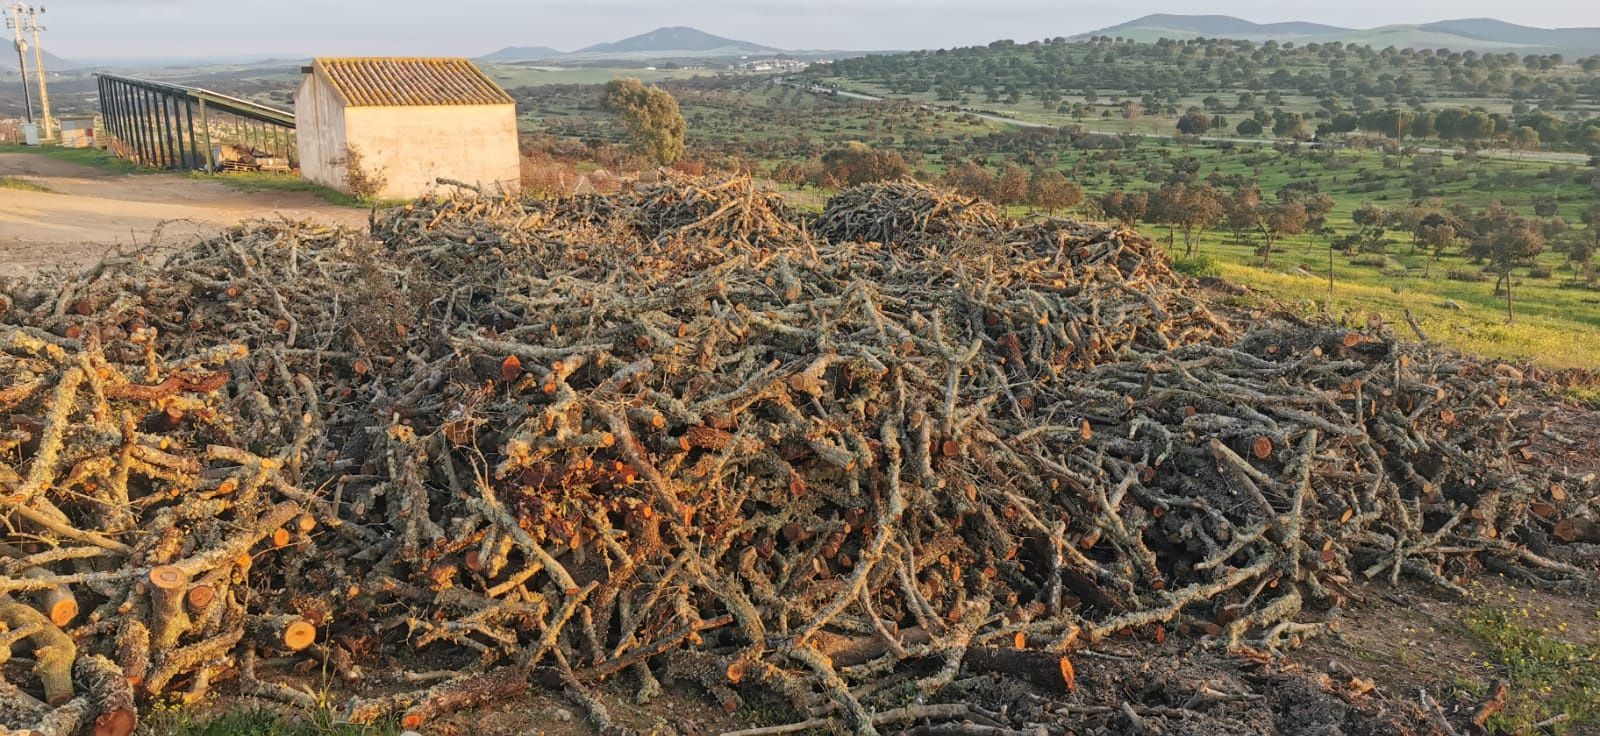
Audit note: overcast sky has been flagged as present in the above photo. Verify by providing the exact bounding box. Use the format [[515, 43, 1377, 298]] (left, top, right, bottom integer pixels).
[[36, 0, 1600, 62]]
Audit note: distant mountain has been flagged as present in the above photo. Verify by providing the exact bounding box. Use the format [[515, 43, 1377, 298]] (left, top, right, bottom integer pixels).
[[1088, 14, 1348, 40], [481, 46, 563, 62], [0, 49, 83, 73], [1419, 18, 1600, 53], [574, 26, 776, 56], [1076, 14, 1600, 56]]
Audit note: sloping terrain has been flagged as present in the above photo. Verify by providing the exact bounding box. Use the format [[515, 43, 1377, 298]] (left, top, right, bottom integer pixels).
[[1078, 13, 1600, 55]]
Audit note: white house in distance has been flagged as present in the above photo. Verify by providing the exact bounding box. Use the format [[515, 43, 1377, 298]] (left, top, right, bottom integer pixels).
[[294, 57, 521, 199]]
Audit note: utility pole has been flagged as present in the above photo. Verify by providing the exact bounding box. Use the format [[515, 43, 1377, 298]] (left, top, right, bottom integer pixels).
[[5, 2, 33, 125], [24, 4, 49, 139]]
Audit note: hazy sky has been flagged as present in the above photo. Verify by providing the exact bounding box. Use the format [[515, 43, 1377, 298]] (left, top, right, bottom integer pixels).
[[37, 0, 1600, 61]]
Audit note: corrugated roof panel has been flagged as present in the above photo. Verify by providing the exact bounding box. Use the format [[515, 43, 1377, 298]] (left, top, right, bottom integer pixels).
[[313, 57, 515, 108]]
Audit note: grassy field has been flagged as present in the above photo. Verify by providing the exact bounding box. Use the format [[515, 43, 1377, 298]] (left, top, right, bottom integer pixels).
[[1458, 583, 1600, 733], [1050, 141, 1600, 368], [0, 143, 149, 175], [186, 170, 378, 208], [797, 35, 1600, 154], [0, 175, 55, 193]]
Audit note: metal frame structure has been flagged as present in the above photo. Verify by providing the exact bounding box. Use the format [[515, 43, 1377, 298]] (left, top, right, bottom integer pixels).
[[95, 74, 296, 171]]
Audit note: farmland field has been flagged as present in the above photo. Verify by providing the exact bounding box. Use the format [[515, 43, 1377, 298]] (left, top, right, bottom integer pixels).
[[510, 73, 1600, 369]]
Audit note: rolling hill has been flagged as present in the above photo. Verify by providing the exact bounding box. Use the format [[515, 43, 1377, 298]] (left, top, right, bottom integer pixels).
[[1076, 14, 1600, 56], [0, 49, 83, 73], [575, 26, 775, 55], [481, 46, 563, 62], [480, 27, 783, 63], [1087, 14, 1346, 40]]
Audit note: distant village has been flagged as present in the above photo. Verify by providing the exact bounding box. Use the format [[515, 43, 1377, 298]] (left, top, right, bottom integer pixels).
[[733, 57, 811, 72]]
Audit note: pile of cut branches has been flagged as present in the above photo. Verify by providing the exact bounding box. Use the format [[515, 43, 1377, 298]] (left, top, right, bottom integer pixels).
[[0, 325, 313, 736], [620, 174, 805, 248], [1, 176, 1594, 736], [816, 180, 1005, 248]]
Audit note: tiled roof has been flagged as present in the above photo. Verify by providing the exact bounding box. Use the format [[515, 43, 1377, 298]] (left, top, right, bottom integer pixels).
[[313, 57, 514, 107]]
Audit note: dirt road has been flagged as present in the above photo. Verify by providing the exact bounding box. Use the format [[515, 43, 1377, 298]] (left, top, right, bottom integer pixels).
[[0, 152, 368, 277]]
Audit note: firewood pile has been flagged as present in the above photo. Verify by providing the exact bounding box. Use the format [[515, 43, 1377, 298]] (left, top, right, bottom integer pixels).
[[816, 180, 1006, 248], [618, 175, 805, 248], [0, 177, 1594, 736]]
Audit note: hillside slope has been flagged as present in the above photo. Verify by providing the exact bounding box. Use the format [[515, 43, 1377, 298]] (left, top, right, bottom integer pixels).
[[576, 26, 774, 55], [481, 46, 563, 62], [0, 49, 83, 73], [1077, 14, 1600, 55]]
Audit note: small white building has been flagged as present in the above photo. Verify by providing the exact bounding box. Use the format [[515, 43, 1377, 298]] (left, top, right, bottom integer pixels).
[[57, 116, 97, 149], [294, 57, 521, 199]]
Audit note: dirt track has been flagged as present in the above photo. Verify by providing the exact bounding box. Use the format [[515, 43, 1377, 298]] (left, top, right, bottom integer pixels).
[[0, 152, 367, 276]]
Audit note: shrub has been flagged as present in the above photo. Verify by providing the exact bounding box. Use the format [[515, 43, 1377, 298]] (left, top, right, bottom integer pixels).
[[1350, 255, 1398, 269], [1172, 254, 1222, 279], [341, 145, 386, 201]]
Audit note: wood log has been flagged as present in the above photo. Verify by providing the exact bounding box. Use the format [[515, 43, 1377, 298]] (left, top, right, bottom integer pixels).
[[397, 665, 543, 730], [20, 570, 76, 628], [249, 614, 316, 652], [1469, 678, 1508, 734], [1553, 517, 1599, 543], [963, 647, 1075, 692], [146, 566, 192, 650], [24, 697, 89, 736], [75, 655, 136, 736], [113, 621, 150, 689], [0, 598, 76, 705]]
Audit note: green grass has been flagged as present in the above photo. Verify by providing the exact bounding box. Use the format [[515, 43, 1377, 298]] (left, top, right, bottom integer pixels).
[[1171, 254, 1223, 279], [1461, 590, 1600, 734], [139, 706, 401, 736], [1562, 385, 1600, 408], [0, 176, 54, 193], [1216, 260, 1600, 369], [187, 170, 380, 208], [0, 143, 147, 175]]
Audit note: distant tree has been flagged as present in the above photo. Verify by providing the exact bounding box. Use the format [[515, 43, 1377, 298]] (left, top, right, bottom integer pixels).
[[1223, 186, 1264, 243], [818, 142, 910, 187], [1151, 182, 1224, 257], [1272, 111, 1309, 139], [1563, 229, 1596, 277], [1509, 126, 1540, 153], [1257, 201, 1308, 265], [1542, 216, 1569, 241], [771, 158, 818, 189], [1471, 204, 1546, 322], [992, 163, 1030, 206], [943, 159, 996, 199], [1098, 190, 1149, 226], [1414, 212, 1460, 276], [1027, 169, 1083, 214], [1532, 195, 1560, 218], [1351, 202, 1390, 230], [1176, 111, 1211, 135], [602, 78, 687, 165], [1235, 119, 1264, 137]]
